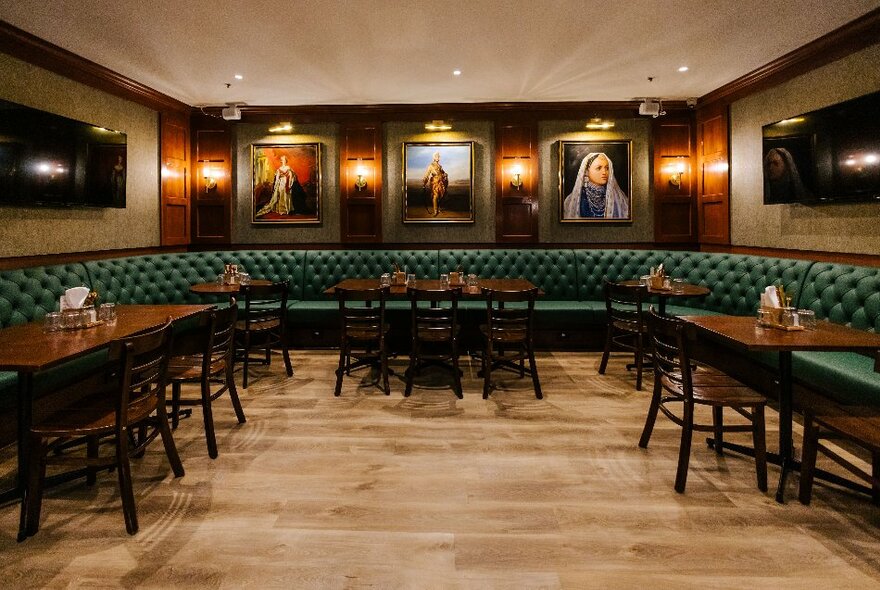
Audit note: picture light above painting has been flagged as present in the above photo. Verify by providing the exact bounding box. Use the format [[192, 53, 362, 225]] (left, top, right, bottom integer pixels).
[[0, 99, 127, 209], [762, 89, 880, 206]]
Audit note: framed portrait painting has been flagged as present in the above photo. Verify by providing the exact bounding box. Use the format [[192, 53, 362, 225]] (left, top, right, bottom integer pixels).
[[252, 143, 321, 224], [403, 142, 474, 223], [559, 140, 632, 223]]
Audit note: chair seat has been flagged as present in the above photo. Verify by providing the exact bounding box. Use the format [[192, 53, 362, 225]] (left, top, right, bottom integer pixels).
[[811, 407, 880, 452], [236, 318, 280, 332], [660, 375, 766, 406], [612, 319, 645, 334], [417, 325, 459, 342], [345, 324, 391, 341], [479, 324, 527, 343], [32, 387, 158, 437], [167, 356, 228, 381]]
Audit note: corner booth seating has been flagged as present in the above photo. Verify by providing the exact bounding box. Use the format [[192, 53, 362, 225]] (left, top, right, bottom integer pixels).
[[1, 248, 878, 445]]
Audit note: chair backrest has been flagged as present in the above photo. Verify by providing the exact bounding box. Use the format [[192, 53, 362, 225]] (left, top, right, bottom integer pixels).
[[604, 279, 648, 329], [205, 301, 238, 371], [107, 320, 174, 428], [335, 286, 389, 341], [408, 287, 460, 342], [241, 281, 288, 329], [646, 309, 696, 399], [482, 287, 538, 344]]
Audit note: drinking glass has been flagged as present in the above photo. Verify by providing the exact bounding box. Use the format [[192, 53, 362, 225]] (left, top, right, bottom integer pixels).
[[43, 312, 62, 332], [407, 274, 416, 287], [466, 274, 478, 288], [98, 303, 117, 323], [440, 274, 450, 289], [781, 307, 797, 328], [380, 273, 392, 288], [239, 273, 251, 286], [61, 309, 81, 330], [798, 309, 817, 330]]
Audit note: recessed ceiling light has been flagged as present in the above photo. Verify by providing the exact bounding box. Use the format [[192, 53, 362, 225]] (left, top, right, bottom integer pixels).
[[452, 69, 461, 76], [677, 66, 689, 72], [234, 74, 244, 80]]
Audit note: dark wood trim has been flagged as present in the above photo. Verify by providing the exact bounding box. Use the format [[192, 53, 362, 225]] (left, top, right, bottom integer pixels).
[[198, 101, 693, 124], [187, 242, 692, 252], [0, 20, 189, 114], [0, 246, 187, 271], [700, 244, 880, 268], [699, 8, 880, 108]]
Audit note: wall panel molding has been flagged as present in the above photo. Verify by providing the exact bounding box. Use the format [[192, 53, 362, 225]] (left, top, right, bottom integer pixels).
[[0, 21, 189, 114], [700, 244, 880, 268]]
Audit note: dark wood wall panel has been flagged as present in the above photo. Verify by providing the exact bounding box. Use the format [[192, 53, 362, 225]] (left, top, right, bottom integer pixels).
[[160, 111, 190, 246], [653, 116, 696, 243], [340, 124, 382, 242], [191, 116, 233, 244], [696, 105, 730, 245], [495, 122, 538, 242]]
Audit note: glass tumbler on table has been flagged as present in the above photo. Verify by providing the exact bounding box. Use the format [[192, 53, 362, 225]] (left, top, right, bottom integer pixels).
[[43, 312, 62, 332], [797, 309, 817, 330], [407, 274, 416, 287], [380, 273, 392, 288], [440, 274, 450, 289], [98, 303, 117, 323]]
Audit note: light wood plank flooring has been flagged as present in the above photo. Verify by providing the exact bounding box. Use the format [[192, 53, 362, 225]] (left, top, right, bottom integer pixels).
[[2, 351, 880, 589]]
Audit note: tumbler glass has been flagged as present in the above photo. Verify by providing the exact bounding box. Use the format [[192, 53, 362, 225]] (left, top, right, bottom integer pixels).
[[43, 312, 63, 332], [440, 274, 450, 289]]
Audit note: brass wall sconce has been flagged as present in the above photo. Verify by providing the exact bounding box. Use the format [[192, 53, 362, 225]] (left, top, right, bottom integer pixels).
[[425, 119, 452, 131], [355, 162, 368, 191], [669, 160, 686, 189], [510, 163, 524, 190], [203, 167, 217, 192], [269, 122, 293, 133], [585, 118, 615, 130]]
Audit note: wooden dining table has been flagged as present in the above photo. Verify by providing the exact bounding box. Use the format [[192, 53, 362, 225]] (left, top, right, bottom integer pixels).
[[324, 277, 542, 297], [189, 279, 272, 296], [619, 279, 710, 315], [0, 303, 213, 540], [684, 314, 880, 502]]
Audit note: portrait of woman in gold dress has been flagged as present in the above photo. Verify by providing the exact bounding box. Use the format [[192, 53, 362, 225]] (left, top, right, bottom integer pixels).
[[252, 144, 321, 224]]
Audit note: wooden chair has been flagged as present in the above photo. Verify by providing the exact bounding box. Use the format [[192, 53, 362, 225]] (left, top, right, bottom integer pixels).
[[800, 353, 880, 505], [404, 286, 463, 399], [639, 310, 768, 493], [334, 286, 391, 397], [236, 281, 293, 389], [167, 302, 246, 459], [598, 279, 650, 390], [479, 287, 541, 400], [22, 321, 184, 537]]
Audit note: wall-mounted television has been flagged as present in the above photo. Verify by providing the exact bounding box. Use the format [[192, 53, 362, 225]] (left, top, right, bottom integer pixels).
[[761, 90, 880, 205], [0, 98, 127, 208]]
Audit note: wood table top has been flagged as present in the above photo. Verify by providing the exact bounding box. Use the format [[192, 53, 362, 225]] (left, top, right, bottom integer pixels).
[[0, 304, 213, 372], [619, 279, 711, 298], [683, 314, 880, 353], [324, 278, 542, 297], [189, 280, 272, 295]]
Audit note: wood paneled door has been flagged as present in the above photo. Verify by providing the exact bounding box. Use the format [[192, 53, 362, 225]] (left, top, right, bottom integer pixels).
[[495, 123, 538, 242], [696, 104, 730, 245], [160, 111, 190, 246], [191, 115, 232, 244], [340, 124, 382, 243], [653, 116, 696, 244]]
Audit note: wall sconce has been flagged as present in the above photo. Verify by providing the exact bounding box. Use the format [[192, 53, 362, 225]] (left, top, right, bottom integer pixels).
[[269, 122, 293, 133], [585, 118, 615, 130], [354, 161, 368, 191], [669, 160, 686, 189], [425, 119, 452, 131], [510, 163, 524, 190], [202, 164, 217, 192]]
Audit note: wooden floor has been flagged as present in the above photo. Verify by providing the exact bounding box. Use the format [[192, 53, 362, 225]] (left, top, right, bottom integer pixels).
[[2, 350, 880, 588]]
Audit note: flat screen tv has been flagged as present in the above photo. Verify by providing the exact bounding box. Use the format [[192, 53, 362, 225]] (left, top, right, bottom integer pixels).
[[0, 98, 126, 208], [761, 90, 880, 205]]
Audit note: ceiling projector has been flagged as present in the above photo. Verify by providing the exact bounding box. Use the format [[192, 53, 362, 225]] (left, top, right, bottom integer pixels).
[[221, 105, 241, 121], [638, 99, 661, 117]]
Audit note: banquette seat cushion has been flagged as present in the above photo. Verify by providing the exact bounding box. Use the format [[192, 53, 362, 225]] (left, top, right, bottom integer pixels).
[[792, 263, 880, 406]]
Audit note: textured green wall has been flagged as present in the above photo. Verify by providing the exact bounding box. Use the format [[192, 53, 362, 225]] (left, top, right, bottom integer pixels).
[[730, 43, 880, 255], [0, 54, 160, 258]]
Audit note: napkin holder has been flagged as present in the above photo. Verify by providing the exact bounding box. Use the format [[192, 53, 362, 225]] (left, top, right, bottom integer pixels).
[[449, 271, 461, 285], [393, 271, 406, 286], [648, 275, 665, 289], [757, 306, 804, 331]]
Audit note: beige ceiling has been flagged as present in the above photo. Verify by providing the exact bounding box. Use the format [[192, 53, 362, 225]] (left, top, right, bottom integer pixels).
[[2, 1, 878, 107]]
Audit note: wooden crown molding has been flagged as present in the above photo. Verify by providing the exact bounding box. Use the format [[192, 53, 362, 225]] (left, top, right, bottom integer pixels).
[[195, 100, 693, 124], [699, 8, 880, 108], [0, 20, 189, 114]]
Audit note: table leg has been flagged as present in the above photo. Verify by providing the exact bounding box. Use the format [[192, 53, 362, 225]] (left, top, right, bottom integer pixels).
[[17, 372, 33, 542], [658, 298, 667, 316], [775, 350, 793, 503]]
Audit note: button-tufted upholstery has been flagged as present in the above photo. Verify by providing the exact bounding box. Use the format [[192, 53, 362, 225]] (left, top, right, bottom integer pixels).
[[798, 263, 880, 332], [220, 250, 305, 299], [0, 263, 92, 328], [301, 250, 439, 300]]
